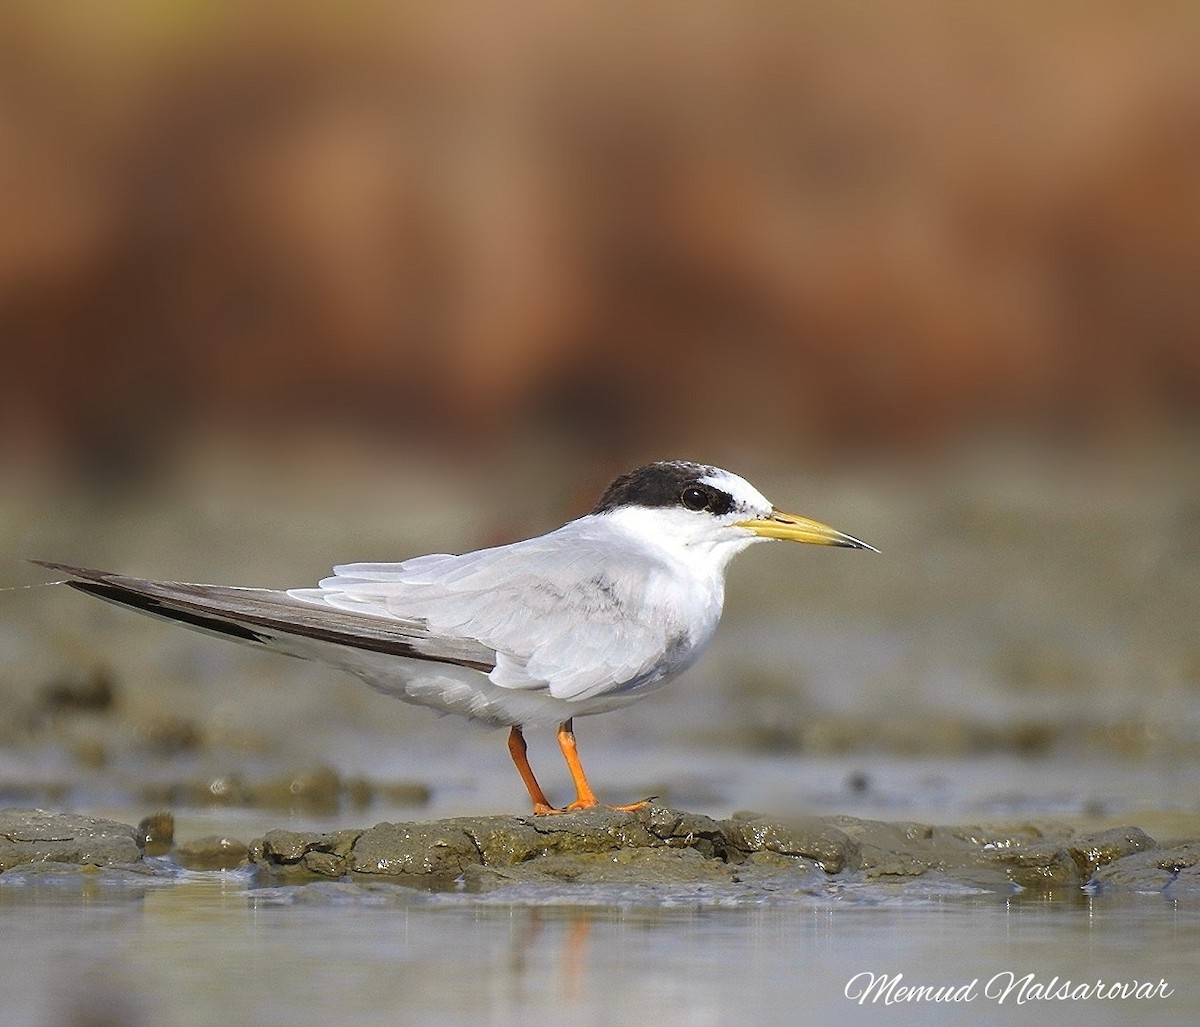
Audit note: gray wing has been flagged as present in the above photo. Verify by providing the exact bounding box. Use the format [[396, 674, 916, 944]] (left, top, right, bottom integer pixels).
[[34, 561, 497, 672], [287, 521, 689, 702]]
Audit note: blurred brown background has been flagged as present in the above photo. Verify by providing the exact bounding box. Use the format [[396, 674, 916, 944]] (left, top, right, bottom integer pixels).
[[1, 2, 1200, 819], [2, 0, 1198, 481]]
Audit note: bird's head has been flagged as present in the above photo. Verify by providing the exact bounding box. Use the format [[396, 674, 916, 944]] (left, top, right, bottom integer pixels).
[[589, 460, 876, 567]]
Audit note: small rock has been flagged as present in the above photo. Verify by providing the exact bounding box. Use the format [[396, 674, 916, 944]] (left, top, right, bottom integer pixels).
[[258, 829, 314, 863], [302, 850, 346, 877], [352, 821, 482, 878], [1167, 860, 1200, 894], [645, 807, 728, 858], [463, 817, 551, 865], [982, 843, 1081, 890], [257, 829, 358, 863], [723, 814, 857, 873], [0, 808, 140, 871], [1090, 844, 1200, 892], [1068, 827, 1157, 880], [174, 836, 247, 871], [250, 828, 361, 879]]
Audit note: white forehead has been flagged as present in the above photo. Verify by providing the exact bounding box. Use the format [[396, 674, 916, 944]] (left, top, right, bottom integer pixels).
[[699, 467, 773, 514]]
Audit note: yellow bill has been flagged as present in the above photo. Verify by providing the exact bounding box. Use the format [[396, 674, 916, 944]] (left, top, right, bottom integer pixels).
[[736, 511, 878, 551]]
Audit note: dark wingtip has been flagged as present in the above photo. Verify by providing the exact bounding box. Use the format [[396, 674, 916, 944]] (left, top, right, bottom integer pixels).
[[837, 534, 880, 553], [29, 560, 112, 582]]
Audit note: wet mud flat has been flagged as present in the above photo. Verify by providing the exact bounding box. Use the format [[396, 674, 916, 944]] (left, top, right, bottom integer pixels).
[[2, 804, 1197, 901]]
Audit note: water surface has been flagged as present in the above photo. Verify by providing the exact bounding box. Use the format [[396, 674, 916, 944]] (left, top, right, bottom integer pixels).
[[2, 873, 1196, 1026]]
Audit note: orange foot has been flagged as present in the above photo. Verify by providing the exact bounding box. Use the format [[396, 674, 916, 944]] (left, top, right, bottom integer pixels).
[[532, 797, 654, 816], [512, 721, 657, 816]]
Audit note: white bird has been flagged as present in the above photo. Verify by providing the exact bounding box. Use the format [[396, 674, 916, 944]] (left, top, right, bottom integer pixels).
[[39, 461, 875, 814]]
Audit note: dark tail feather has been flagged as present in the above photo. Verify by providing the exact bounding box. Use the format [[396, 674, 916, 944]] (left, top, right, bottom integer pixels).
[[32, 560, 495, 672], [65, 577, 267, 644]]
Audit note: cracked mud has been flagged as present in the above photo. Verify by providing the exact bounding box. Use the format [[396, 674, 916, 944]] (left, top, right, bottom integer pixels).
[[2, 805, 1197, 896]]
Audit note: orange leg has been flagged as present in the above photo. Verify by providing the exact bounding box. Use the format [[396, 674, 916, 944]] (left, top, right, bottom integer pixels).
[[557, 718, 648, 813], [557, 718, 599, 811], [507, 726, 556, 815]]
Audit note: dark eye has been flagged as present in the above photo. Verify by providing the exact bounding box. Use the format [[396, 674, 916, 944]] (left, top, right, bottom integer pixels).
[[680, 486, 709, 511]]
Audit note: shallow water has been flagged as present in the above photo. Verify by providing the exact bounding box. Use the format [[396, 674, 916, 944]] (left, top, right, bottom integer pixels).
[[2, 873, 1197, 1026]]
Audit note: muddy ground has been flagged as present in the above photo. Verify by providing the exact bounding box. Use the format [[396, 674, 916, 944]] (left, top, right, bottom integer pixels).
[[3, 805, 1197, 901]]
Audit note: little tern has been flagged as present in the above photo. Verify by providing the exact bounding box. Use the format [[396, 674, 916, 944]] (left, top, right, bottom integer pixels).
[[39, 460, 875, 814]]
